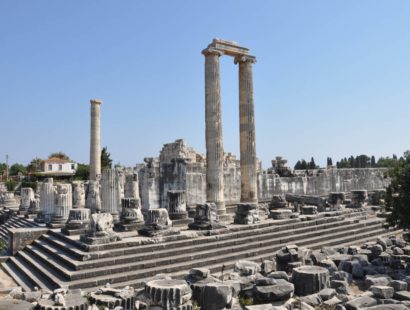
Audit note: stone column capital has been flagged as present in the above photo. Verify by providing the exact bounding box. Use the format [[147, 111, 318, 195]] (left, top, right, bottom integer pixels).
[[234, 55, 257, 65], [90, 99, 103, 105], [202, 47, 224, 57]]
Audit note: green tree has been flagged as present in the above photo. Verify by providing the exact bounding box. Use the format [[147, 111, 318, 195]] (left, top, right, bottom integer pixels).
[[9, 163, 26, 176], [26, 157, 42, 173], [75, 163, 89, 180], [371, 156, 376, 167], [308, 157, 317, 169], [327, 157, 333, 167], [49, 152, 70, 160], [386, 151, 410, 229], [101, 147, 112, 170]]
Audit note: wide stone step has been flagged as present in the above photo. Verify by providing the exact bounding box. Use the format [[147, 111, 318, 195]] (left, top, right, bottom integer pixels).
[[25, 245, 74, 279], [67, 220, 384, 289], [108, 228, 396, 291], [46, 211, 369, 263], [69, 215, 377, 272], [1, 260, 33, 292], [17, 250, 66, 290], [5, 256, 54, 291]]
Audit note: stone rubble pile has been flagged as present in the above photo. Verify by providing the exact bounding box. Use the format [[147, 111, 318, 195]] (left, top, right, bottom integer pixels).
[[4, 235, 410, 310]]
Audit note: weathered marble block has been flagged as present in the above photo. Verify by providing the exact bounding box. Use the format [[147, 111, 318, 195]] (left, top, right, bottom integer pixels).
[[86, 180, 101, 213], [328, 192, 345, 210], [188, 202, 226, 230], [144, 279, 192, 308], [72, 181, 86, 208], [292, 266, 330, 296], [0, 191, 19, 209], [62, 208, 91, 235], [49, 184, 72, 228], [118, 197, 144, 231], [138, 208, 178, 237], [27, 195, 40, 217], [234, 203, 260, 224], [80, 213, 120, 245], [269, 209, 293, 220], [269, 195, 287, 209], [351, 190, 368, 208], [20, 187, 34, 212], [167, 190, 188, 220]]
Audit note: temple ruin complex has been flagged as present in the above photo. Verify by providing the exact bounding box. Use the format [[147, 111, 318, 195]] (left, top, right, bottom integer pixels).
[[0, 39, 403, 309]]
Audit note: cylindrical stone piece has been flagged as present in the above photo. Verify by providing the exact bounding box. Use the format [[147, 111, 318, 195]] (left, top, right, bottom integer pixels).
[[145, 279, 192, 308], [101, 168, 121, 223], [89, 99, 102, 181], [39, 178, 55, 222], [203, 48, 225, 214], [292, 266, 330, 296]]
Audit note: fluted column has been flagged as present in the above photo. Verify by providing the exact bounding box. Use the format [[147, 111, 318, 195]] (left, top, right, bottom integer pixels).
[[203, 47, 225, 214], [235, 55, 258, 203], [90, 99, 102, 181], [39, 178, 55, 222], [101, 168, 121, 223]]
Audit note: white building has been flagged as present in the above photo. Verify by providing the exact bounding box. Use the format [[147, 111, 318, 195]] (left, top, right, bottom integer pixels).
[[39, 157, 77, 176]]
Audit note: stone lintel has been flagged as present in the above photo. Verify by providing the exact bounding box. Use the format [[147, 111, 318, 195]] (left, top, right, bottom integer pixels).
[[206, 38, 250, 57], [90, 99, 103, 105]]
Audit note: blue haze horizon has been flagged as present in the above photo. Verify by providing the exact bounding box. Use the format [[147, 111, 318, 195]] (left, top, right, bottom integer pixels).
[[0, 1, 409, 169]]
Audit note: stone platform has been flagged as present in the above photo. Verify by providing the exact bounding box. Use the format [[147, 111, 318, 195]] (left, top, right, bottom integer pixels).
[[1, 208, 400, 292]]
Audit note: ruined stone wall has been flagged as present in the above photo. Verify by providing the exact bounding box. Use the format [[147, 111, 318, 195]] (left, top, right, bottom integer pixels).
[[136, 140, 389, 210], [138, 164, 388, 209], [257, 168, 389, 201]]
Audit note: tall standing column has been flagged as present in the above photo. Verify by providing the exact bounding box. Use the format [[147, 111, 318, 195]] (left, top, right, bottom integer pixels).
[[236, 55, 258, 203], [90, 99, 102, 181], [203, 48, 225, 214]]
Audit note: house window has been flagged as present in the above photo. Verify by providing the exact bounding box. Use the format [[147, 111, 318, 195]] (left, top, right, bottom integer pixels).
[[59, 164, 63, 171], [71, 164, 75, 170], [48, 164, 52, 171]]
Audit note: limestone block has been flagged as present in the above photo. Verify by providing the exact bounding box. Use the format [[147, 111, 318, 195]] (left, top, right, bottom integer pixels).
[[394, 290, 410, 301], [350, 190, 368, 208], [234, 203, 260, 224], [64, 208, 90, 231], [144, 279, 192, 308], [167, 190, 188, 220], [269, 209, 292, 220], [302, 205, 317, 215], [330, 280, 349, 295], [200, 283, 233, 310], [298, 293, 322, 307], [80, 213, 119, 244], [319, 288, 336, 301], [269, 195, 287, 209], [234, 260, 261, 276], [390, 280, 407, 291], [365, 275, 391, 289], [371, 286, 394, 299], [188, 203, 225, 230], [364, 305, 408, 310], [253, 282, 294, 302], [345, 296, 377, 310], [292, 266, 329, 296], [267, 271, 289, 282]]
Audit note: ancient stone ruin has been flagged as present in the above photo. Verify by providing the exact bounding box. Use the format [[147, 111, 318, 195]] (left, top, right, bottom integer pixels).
[[0, 38, 404, 310]]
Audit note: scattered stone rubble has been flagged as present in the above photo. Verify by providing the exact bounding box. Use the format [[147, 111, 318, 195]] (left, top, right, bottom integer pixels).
[[3, 235, 410, 309]]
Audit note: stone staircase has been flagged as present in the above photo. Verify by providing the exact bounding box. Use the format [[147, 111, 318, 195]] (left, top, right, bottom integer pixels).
[[0, 210, 40, 248], [1, 209, 399, 292]]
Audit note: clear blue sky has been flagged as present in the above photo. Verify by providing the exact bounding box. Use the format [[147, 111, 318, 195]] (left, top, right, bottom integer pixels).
[[1, 1, 409, 168]]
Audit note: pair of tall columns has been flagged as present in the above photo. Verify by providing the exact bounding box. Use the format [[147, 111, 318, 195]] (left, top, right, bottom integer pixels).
[[203, 49, 258, 214]]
